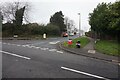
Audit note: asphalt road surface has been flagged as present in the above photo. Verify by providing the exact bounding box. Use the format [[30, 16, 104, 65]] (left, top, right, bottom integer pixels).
[[1, 36, 119, 79]]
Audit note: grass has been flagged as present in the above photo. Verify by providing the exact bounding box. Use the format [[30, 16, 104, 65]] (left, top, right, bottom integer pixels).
[[95, 40, 120, 56], [63, 36, 90, 48]]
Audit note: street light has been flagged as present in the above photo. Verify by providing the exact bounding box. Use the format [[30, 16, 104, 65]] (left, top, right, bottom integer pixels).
[[78, 13, 81, 37]]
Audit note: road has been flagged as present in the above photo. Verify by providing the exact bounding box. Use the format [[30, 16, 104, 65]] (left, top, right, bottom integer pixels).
[[1, 36, 119, 79]]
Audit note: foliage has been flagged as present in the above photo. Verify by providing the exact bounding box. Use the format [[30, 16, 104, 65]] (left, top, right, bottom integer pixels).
[[50, 11, 66, 33], [45, 23, 61, 36], [2, 22, 61, 37], [13, 6, 26, 34], [89, 1, 120, 40], [0, 2, 30, 23]]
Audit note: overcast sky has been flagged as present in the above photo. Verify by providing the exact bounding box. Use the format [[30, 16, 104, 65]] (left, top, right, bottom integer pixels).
[[1, 0, 117, 32]]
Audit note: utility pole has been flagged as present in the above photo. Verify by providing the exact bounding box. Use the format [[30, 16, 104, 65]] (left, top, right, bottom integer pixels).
[[67, 23, 70, 40], [78, 13, 81, 37]]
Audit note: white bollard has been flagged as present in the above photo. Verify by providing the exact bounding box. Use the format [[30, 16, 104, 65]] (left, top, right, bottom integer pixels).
[[43, 33, 46, 39]]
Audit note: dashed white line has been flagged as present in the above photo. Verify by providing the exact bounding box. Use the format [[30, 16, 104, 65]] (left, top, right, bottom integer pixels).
[[16, 45, 21, 46], [3, 43, 7, 44], [22, 45, 26, 47], [25, 45, 29, 47], [7, 43, 11, 45], [1, 50, 31, 60], [27, 46, 32, 48], [40, 48, 48, 50], [34, 47, 40, 49], [3, 43, 63, 54], [49, 41, 60, 44], [30, 46, 36, 48], [61, 66, 110, 80], [49, 49, 57, 52], [56, 51, 63, 54]]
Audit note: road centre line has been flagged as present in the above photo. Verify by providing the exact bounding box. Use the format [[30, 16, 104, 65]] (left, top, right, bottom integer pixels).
[[0, 50, 31, 60], [61, 66, 110, 80]]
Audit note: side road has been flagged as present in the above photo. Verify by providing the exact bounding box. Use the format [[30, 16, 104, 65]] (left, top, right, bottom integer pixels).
[[59, 37, 120, 65]]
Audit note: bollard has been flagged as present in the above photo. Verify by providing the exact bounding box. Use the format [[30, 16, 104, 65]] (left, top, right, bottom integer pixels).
[[76, 40, 81, 48], [68, 39, 72, 46], [43, 33, 46, 39]]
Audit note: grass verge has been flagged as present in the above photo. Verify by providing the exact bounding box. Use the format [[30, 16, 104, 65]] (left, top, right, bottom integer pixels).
[[63, 36, 90, 48], [95, 40, 120, 56]]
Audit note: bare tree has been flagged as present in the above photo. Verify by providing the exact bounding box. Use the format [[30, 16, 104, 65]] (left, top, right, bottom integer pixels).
[[0, 1, 31, 24], [64, 17, 75, 33]]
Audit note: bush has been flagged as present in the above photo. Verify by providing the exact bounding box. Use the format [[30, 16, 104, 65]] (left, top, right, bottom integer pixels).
[[45, 23, 61, 36]]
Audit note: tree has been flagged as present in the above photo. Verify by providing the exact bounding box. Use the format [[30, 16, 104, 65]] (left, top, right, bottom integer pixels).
[[0, 2, 30, 23], [89, 3, 110, 39], [88, 1, 120, 40], [1, 1, 31, 36], [45, 23, 60, 36], [13, 6, 26, 34], [50, 11, 66, 33]]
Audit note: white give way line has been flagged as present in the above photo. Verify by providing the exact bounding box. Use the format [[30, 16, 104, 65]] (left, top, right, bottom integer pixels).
[[49, 41, 60, 44], [61, 66, 110, 80], [0, 50, 31, 60]]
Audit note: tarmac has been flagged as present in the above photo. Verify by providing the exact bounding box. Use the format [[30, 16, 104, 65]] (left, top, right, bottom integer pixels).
[[59, 37, 120, 65]]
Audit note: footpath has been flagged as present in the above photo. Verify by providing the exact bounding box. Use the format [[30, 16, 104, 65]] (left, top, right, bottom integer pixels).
[[59, 37, 120, 65]]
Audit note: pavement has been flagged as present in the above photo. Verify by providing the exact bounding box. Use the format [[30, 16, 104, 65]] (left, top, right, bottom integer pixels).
[[59, 37, 120, 64]]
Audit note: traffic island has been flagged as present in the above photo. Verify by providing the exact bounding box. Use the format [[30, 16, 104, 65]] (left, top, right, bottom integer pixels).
[[59, 37, 120, 65]]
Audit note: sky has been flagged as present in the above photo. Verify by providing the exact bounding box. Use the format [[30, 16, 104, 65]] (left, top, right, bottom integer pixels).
[[0, 0, 117, 32]]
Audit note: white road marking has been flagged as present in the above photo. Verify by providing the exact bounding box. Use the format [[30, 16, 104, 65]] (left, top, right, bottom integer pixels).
[[7, 43, 11, 45], [56, 51, 63, 54], [27, 46, 32, 48], [30, 46, 36, 48], [34, 47, 40, 49], [16, 45, 21, 46], [3, 43, 7, 44], [88, 50, 96, 54], [49, 41, 60, 44], [25, 45, 29, 47], [40, 48, 48, 50], [1, 50, 31, 60], [42, 48, 49, 50], [49, 49, 57, 52], [22, 45, 26, 47], [61, 66, 110, 80]]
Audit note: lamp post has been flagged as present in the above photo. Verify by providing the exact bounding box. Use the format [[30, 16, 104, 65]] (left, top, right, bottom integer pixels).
[[78, 13, 81, 37]]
